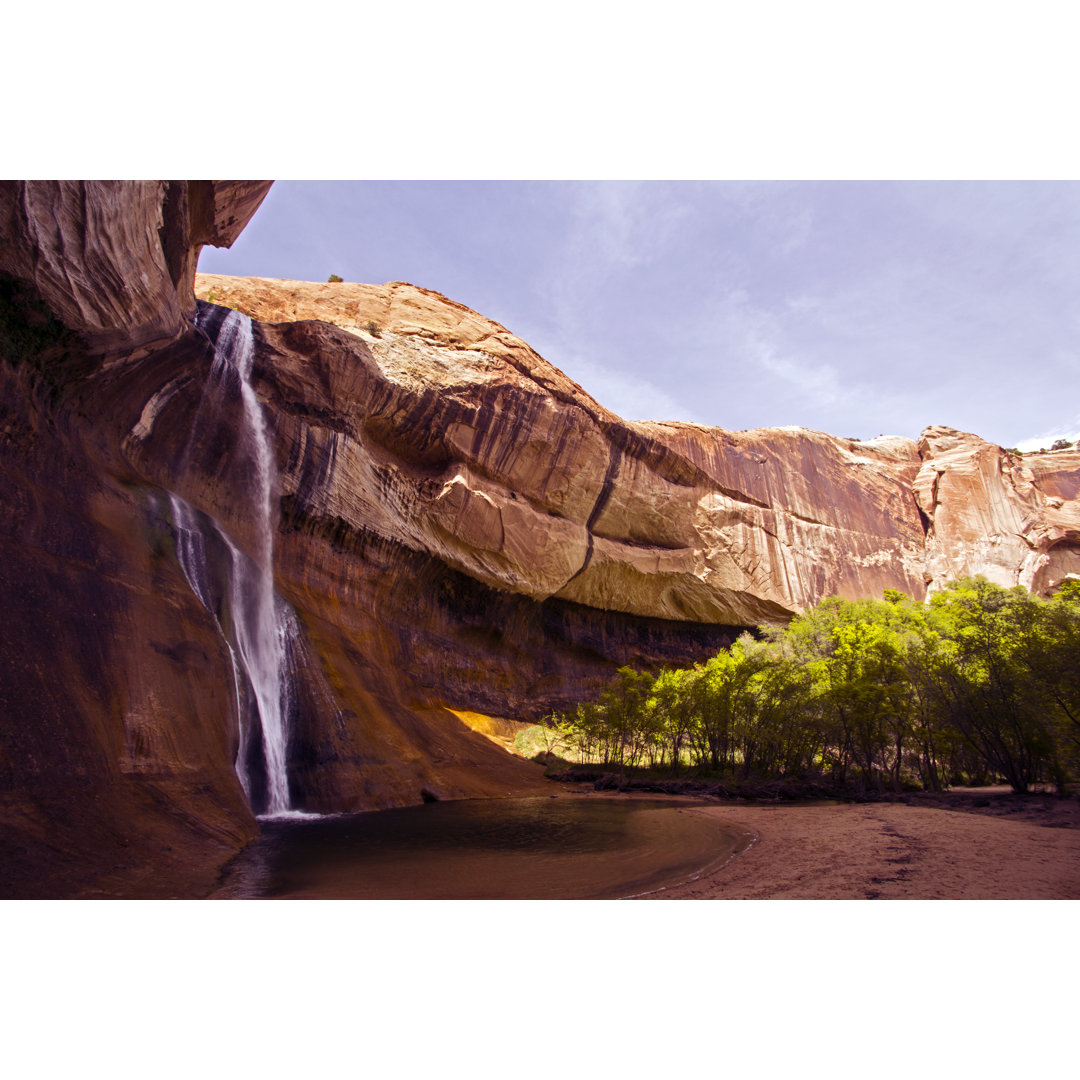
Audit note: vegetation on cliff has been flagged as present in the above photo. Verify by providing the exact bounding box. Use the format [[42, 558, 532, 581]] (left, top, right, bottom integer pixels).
[[538, 578, 1080, 795]]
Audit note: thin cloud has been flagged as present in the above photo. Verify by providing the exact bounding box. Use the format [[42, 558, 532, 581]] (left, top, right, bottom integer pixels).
[[752, 343, 847, 408], [546, 181, 695, 319], [1017, 415, 1080, 452], [573, 181, 696, 268], [555, 350, 709, 426], [705, 180, 816, 254], [711, 287, 853, 411]]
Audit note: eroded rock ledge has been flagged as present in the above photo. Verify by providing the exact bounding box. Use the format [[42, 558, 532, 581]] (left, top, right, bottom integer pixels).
[[194, 275, 938, 625], [194, 272, 1080, 617]]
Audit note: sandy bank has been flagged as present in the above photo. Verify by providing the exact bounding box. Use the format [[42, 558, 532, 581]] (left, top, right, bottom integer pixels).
[[639, 789, 1080, 899]]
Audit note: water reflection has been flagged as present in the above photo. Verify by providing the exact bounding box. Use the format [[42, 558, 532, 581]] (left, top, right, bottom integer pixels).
[[215, 796, 749, 900]]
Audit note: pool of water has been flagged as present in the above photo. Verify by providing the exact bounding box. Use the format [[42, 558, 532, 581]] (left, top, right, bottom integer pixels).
[[214, 795, 750, 899]]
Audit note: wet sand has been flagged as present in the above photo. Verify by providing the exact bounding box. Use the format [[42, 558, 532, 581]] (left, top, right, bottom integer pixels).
[[642, 789, 1080, 899]]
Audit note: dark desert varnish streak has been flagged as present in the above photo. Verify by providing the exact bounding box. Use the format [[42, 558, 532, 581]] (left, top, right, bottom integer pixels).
[[214, 796, 751, 899]]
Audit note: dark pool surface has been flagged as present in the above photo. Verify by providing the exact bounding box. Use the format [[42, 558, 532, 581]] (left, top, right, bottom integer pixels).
[[214, 796, 750, 899]]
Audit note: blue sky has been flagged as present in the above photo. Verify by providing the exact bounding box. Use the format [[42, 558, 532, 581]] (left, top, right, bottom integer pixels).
[[199, 181, 1080, 451]]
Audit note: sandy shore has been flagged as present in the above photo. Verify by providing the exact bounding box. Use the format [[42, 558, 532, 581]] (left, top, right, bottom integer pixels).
[[639, 788, 1080, 899]]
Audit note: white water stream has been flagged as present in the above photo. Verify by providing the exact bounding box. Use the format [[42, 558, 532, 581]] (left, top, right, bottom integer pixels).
[[167, 308, 297, 818]]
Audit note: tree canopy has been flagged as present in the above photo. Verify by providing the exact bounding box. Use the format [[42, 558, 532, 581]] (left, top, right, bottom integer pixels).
[[542, 577, 1080, 794]]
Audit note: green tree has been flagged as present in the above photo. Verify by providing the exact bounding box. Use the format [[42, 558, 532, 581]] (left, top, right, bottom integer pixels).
[[738, 640, 818, 778], [598, 667, 653, 773], [1012, 580, 1080, 790], [686, 637, 765, 773], [927, 579, 1057, 792], [648, 667, 697, 775], [549, 577, 1080, 793]]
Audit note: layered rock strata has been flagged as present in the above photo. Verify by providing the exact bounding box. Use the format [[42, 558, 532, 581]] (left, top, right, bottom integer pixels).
[[195, 272, 1080, 610], [914, 425, 1080, 595], [193, 275, 936, 626], [0, 181, 271, 358]]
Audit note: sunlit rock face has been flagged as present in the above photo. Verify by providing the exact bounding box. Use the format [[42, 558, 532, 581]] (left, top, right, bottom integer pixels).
[[194, 275, 933, 628], [914, 426, 1080, 595]]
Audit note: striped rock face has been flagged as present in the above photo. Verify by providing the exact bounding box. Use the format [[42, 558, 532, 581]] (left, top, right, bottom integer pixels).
[[195, 274, 1079, 612], [192, 275, 934, 625], [914, 426, 1080, 598]]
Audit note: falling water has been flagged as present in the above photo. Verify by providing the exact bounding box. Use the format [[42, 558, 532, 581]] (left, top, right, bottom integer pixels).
[[167, 307, 294, 817]]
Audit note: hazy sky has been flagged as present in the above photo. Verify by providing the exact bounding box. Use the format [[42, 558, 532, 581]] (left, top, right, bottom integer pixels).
[[199, 181, 1080, 451]]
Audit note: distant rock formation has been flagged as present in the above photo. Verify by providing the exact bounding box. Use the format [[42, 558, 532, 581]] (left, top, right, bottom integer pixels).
[[2, 180, 1078, 895], [914, 425, 1080, 595]]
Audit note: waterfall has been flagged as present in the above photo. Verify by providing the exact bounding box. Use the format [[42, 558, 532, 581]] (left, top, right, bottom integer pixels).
[[166, 307, 297, 818]]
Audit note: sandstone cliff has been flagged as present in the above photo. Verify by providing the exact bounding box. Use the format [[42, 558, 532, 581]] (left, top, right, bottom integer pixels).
[[0, 182, 280, 896], [0, 181, 271, 358], [192, 275, 933, 625], [193, 272, 1080, 609], [914, 425, 1080, 595], [2, 180, 1078, 896]]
